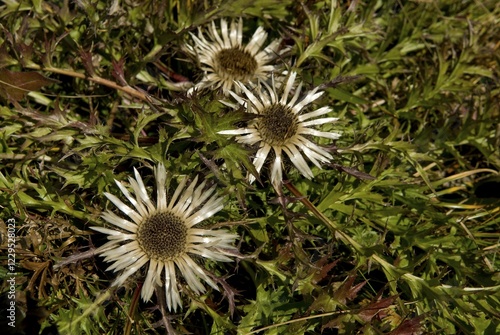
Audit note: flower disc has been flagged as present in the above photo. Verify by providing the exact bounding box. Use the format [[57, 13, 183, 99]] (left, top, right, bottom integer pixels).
[[215, 47, 258, 81], [257, 104, 299, 146], [136, 212, 187, 261]]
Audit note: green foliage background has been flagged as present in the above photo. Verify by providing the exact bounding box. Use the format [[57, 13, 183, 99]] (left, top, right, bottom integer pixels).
[[0, 0, 499, 334]]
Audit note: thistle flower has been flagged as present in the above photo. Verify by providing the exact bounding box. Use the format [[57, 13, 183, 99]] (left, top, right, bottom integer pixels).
[[218, 72, 341, 186], [185, 18, 281, 95], [91, 164, 237, 312]]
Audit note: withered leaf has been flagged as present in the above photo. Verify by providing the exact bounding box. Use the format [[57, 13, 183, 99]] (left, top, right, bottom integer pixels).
[[358, 295, 398, 322], [348, 280, 367, 301], [321, 315, 346, 332], [334, 275, 357, 304], [389, 316, 424, 335], [330, 163, 376, 180], [313, 257, 340, 284], [333, 275, 367, 304], [0, 69, 57, 101], [0, 44, 16, 68]]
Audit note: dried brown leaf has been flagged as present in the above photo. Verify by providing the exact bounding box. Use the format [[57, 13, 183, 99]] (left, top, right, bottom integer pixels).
[[313, 257, 340, 284], [212, 275, 241, 318], [348, 280, 367, 301], [358, 295, 398, 322], [0, 44, 16, 68], [333, 274, 366, 304], [329, 162, 376, 180], [389, 316, 424, 335], [334, 275, 356, 304], [0, 69, 57, 101], [321, 314, 347, 332]]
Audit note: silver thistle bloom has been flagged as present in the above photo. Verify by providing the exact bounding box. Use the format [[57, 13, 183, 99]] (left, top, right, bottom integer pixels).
[[185, 18, 281, 95], [91, 164, 237, 311], [218, 72, 341, 186]]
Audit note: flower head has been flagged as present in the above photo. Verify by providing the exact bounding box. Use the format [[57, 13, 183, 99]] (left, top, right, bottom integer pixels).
[[185, 18, 281, 95], [91, 164, 237, 311], [219, 72, 341, 186]]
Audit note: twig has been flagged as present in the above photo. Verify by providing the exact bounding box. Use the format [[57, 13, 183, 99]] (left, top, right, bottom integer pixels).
[[25, 64, 154, 103], [124, 283, 143, 335]]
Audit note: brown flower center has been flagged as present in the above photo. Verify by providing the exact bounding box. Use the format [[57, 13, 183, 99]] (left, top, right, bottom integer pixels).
[[257, 104, 299, 146], [136, 212, 187, 261], [215, 48, 258, 80]]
